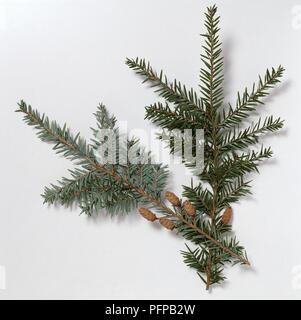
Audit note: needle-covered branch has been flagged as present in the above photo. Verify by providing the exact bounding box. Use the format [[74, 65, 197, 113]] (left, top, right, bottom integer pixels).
[[126, 57, 205, 124], [127, 4, 284, 289], [17, 100, 249, 265], [220, 66, 285, 128]]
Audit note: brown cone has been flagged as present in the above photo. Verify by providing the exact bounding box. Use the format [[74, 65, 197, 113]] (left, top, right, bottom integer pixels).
[[159, 217, 175, 230], [165, 191, 181, 207], [138, 208, 157, 222], [183, 200, 196, 216], [222, 207, 232, 224]]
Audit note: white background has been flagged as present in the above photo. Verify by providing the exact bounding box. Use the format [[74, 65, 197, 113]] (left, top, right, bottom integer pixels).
[[0, 0, 300, 299]]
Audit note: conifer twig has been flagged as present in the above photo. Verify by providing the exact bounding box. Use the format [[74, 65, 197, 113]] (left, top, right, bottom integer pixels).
[[17, 101, 249, 265], [127, 4, 283, 288]]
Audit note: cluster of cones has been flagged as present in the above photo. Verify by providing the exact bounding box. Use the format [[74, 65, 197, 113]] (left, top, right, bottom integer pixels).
[[138, 191, 196, 231], [138, 191, 233, 231]]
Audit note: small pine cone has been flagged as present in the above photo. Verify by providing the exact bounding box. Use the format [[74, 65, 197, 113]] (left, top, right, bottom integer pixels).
[[222, 207, 232, 224], [183, 200, 196, 216], [138, 208, 157, 222], [159, 217, 175, 231], [165, 191, 181, 207]]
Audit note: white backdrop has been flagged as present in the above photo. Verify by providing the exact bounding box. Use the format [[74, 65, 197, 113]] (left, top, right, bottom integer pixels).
[[0, 0, 300, 299]]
